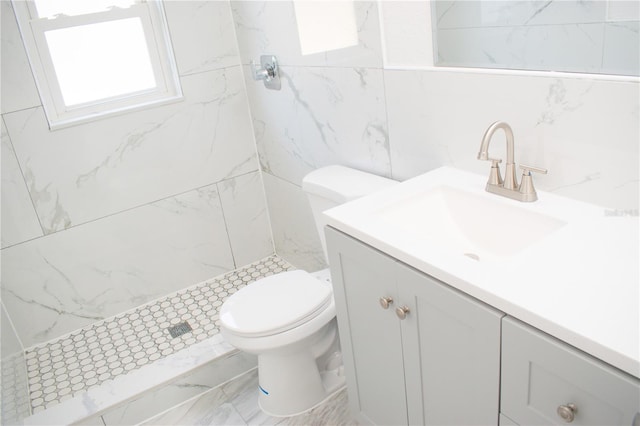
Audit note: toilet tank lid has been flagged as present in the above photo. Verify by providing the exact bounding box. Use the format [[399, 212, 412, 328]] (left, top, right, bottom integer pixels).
[[302, 165, 398, 203]]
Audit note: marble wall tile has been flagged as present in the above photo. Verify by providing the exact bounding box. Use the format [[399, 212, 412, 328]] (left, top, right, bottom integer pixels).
[[433, 1, 638, 76], [602, 22, 640, 76], [434, 1, 607, 28], [607, 1, 640, 21], [246, 65, 391, 187], [1, 119, 43, 248], [218, 171, 274, 268], [3, 67, 258, 234], [385, 69, 639, 210], [262, 173, 325, 271], [231, 1, 382, 68], [164, 1, 240, 76], [1, 184, 236, 347], [436, 24, 605, 74], [0, 0, 41, 114]]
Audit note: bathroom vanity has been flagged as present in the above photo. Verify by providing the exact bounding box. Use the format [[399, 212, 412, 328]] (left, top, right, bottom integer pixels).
[[324, 167, 639, 425]]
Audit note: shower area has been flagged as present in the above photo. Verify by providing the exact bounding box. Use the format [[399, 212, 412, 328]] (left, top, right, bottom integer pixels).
[[0, 0, 383, 423]]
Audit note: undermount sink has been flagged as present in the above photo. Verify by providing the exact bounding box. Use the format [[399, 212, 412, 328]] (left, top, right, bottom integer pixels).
[[375, 185, 566, 262]]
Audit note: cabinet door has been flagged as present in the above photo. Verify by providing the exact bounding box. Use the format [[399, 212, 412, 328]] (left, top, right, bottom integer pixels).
[[502, 317, 640, 425], [327, 228, 408, 425], [398, 265, 504, 425]]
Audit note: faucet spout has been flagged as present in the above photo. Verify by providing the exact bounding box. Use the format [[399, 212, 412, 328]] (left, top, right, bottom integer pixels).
[[478, 121, 517, 189], [477, 121, 548, 202]]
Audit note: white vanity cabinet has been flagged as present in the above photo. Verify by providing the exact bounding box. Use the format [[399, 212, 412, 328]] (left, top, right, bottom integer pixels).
[[326, 227, 504, 425], [501, 318, 640, 426]]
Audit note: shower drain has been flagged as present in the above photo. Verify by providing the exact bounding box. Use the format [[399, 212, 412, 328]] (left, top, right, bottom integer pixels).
[[167, 320, 193, 338]]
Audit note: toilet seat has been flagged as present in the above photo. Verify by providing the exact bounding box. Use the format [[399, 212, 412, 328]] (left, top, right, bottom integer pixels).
[[220, 270, 332, 338]]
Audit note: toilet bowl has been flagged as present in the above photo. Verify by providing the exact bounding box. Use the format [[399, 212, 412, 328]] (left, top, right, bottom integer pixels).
[[219, 166, 397, 417], [220, 269, 342, 416]]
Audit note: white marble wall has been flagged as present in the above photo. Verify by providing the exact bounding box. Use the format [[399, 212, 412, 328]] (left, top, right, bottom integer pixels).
[[232, 1, 639, 270], [232, 1, 390, 270], [433, 1, 639, 76], [385, 71, 639, 210], [1, 1, 273, 347]]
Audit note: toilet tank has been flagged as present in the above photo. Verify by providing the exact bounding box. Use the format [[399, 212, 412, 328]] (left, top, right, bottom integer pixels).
[[301, 165, 398, 260]]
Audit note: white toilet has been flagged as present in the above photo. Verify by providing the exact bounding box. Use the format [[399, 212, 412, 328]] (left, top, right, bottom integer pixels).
[[219, 165, 397, 417]]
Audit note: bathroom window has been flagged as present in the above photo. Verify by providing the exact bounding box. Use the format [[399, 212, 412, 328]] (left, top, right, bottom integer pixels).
[[11, 0, 182, 129]]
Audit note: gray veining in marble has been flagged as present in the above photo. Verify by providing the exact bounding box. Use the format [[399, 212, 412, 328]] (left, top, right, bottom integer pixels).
[[433, 0, 638, 76], [3, 67, 258, 234], [1, 118, 43, 248], [142, 369, 356, 426], [2, 185, 237, 347]]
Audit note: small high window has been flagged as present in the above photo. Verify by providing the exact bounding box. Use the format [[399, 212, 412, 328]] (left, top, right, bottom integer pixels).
[[12, 0, 182, 129]]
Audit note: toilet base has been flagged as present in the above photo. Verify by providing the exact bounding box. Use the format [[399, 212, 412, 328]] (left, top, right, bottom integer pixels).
[[258, 382, 346, 418], [253, 320, 346, 417], [256, 351, 346, 417]]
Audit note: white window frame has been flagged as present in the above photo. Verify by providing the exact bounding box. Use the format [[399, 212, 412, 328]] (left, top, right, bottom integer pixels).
[[11, 0, 182, 130]]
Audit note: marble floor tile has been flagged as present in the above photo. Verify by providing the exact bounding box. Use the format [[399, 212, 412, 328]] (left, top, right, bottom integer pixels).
[[140, 388, 246, 426], [144, 368, 356, 426]]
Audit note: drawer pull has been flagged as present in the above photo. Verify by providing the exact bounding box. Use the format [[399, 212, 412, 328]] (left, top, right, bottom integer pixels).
[[395, 306, 410, 320], [557, 403, 577, 423], [379, 296, 393, 309]]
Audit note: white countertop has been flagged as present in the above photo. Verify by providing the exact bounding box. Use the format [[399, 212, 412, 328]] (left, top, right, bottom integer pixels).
[[324, 167, 639, 378]]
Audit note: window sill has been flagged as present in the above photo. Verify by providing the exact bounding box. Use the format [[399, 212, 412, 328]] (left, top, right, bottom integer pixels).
[[46, 94, 185, 131]]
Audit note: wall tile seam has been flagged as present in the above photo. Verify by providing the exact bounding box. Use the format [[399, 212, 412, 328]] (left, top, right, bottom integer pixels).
[[261, 171, 304, 190], [177, 63, 245, 79], [0, 300, 27, 354], [379, 67, 395, 180], [381, 65, 640, 85], [0, 104, 43, 117], [229, 37, 277, 256], [1, 114, 47, 243], [239, 63, 385, 72], [253, 169, 277, 256], [0, 172, 260, 252], [214, 181, 239, 270]]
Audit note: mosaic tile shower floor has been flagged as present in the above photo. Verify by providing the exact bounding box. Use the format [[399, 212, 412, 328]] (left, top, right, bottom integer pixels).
[[24, 255, 294, 414]]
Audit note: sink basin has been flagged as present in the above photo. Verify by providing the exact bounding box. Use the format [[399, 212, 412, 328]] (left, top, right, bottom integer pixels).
[[375, 185, 566, 262]]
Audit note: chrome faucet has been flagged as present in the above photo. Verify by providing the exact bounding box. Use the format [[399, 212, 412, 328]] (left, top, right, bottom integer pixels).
[[477, 121, 547, 202]]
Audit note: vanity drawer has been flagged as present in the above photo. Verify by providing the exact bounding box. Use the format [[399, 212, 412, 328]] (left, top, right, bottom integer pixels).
[[501, 317, 640, 425]]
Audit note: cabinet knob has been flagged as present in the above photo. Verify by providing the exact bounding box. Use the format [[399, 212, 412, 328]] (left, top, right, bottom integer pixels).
[[557, 403, 577, 423], [379, 296, 393, 309], [395, 306, 410, 320]]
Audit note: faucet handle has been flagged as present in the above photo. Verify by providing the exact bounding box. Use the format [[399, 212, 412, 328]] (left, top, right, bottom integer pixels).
[[519, 164, 547, 202], [487, 158, 503, 186], [520, 164, 547, 175]]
